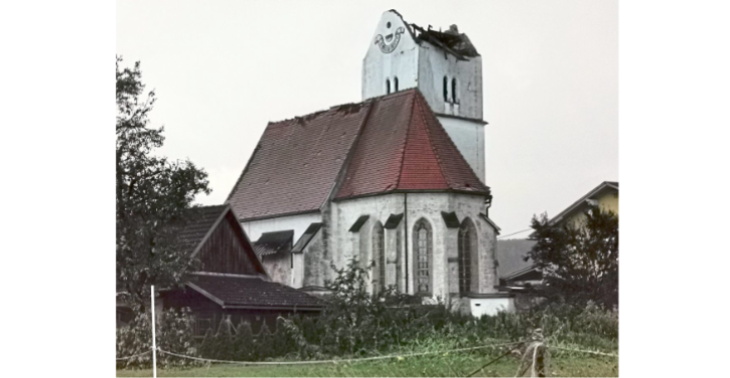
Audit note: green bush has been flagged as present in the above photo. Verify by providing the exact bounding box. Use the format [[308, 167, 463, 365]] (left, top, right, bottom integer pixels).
[[116, 307, 202, 369]]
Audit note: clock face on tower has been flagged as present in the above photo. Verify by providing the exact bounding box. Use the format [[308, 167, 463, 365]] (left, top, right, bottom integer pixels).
[[374, 22, 405, 54]]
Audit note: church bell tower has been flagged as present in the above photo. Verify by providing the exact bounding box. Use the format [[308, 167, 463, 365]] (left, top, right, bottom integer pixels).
[[362, 10, 487, 184]]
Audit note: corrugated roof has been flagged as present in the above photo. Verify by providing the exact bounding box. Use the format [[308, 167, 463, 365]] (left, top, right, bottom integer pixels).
[[187, 274, 325, 309]]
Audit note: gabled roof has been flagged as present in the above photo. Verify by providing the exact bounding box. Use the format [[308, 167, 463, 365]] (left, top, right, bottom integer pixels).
[[335, 89, 489, 200], [228, 89, 489, 221], [186, 273, 325, 310], [180, 204, 268, 276], [496, 239, 537, 279], [227, 102, 371, 220], [178, 204, 229, 254], [549, 181, 619, 225]]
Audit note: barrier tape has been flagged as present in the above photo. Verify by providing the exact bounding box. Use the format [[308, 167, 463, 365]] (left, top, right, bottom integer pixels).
[[157, 340, 523, 366], [116, 349, 152, 361], [550, 345, 618, 357]]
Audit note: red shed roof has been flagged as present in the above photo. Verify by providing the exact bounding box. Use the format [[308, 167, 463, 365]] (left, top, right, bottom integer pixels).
[[228, 89, 489, 220]]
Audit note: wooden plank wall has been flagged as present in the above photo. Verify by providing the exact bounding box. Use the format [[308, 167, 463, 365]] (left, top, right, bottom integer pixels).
[[199, 212, 259, 275]]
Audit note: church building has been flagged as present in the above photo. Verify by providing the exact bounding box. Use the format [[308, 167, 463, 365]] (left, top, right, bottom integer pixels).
[[226, 10, 513, 315]]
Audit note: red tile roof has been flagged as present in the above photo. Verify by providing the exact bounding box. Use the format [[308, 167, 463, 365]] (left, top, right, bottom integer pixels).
[[335, 89, 489, 199], [228, 89, 489, 220], [227, 103, 371, 219]]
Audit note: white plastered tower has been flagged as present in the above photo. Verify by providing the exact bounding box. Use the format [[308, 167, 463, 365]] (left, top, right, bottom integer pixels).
[[362, 10, 487, 184]]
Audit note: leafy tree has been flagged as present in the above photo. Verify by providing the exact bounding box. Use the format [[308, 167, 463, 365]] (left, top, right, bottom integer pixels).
[[116, 56, 211, 311], [526, 205, 618, 309]]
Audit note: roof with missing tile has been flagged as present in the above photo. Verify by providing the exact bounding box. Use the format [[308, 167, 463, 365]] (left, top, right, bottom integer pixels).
[[227, 89, 489, 220]]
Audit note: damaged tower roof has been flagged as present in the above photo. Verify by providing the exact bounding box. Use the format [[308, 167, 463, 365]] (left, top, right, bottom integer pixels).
[[390, 9, 479, 60]]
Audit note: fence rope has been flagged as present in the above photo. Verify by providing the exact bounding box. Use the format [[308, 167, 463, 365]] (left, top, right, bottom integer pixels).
[[116, 349, 152, 361], [549, 345, 618, 358], [157, 340, 523, 366]]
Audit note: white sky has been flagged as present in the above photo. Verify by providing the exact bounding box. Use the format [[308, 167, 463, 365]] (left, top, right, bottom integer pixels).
[[116, 0, 617, 238]]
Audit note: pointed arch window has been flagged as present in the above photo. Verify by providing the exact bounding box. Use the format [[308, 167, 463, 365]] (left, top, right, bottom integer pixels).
[[386, 79, 391, 95], [412, 219, 433, 296], [443, 75, 449, 102], [451, 78, 457, 103], [372, 221, 385, 293], [458, 218, 478, 295], [394, 77, 399, 92]]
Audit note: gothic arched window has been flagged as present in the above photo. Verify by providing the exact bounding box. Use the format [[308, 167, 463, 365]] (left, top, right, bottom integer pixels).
[[413, 219, 433, 295], [394, 77, 399, 92], [452, 78, 457, 103], [372, 221, 385, 292], [386, 79, 391, 95], [443, 75, 449, 102], [458, 218, 478, 295]]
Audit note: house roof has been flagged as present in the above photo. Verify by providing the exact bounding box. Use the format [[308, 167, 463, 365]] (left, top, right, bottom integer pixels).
[[496, 239, 537, 278], [549, 181, 619, 226], [178, 204, 230, 254], [335, 89, 489, 200], [186, 273, 325, 310], [253, 230, 293, 257], [228, 89, 489, 221]]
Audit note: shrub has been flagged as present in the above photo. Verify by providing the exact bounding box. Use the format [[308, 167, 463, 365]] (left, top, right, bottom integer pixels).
[[233, 321, 254, 361], [116, 307, 202, 369]]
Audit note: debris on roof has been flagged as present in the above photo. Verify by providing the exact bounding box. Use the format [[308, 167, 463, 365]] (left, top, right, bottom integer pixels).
[[410, 23, 479, 60]]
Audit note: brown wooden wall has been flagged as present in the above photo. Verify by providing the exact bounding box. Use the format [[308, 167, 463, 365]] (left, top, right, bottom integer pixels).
[[162, 288, 319, 337], [198, 212, 262, 275]]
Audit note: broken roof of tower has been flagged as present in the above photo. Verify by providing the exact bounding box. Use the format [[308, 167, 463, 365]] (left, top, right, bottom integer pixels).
[[227, 89, 490, 221], [389, 9, 479, 60]]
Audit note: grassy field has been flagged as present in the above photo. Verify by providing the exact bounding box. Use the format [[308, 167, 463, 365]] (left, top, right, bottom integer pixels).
[[117, 351, 618, 377]]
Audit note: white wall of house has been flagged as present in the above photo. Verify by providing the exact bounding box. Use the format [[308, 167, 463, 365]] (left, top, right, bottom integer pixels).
[[240, 212, 322, 243]]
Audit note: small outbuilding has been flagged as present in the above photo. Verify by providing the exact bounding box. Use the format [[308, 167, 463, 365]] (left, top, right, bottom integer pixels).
[[118, 204, 325, 336]]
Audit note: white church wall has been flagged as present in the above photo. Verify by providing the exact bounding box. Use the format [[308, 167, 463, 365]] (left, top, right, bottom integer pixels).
[[240, 212, 322, 243], [329, 192, 499, 299], [329, 195, 405, 294], [362, 11, 420, 100], [449, 193, 500, 294], [438, 116, 486, 183]]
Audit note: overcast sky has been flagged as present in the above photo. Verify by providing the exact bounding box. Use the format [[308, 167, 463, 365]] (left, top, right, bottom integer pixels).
[[117, 0, 617, 238]]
